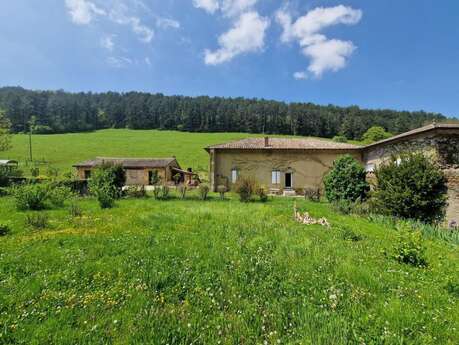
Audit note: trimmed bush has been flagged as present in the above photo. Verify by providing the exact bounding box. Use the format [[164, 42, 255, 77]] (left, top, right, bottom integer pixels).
[[199, 184, 210, 200], [12, 183, 49, 211], [234, 176, 257, 202], [324, 155, 369, 203], [217, 185, 227, 200], [373, 153, 448, 224], [25, 213, 49, 230], [362, 126, 392, 144]]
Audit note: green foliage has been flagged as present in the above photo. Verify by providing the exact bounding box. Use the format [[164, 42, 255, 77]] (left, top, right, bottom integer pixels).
[[255, 185, 268, 202], [68, 202, 83, 218], [0, 165, 22, 187], [198, 184, 210, 200], [149, 170, 160, 185], [373, 153, 448, 223], [0, 223, 11, 236], [339, 225, 365, 242], [324, 155, 369, 203], [0, 109, 11, 151], [177, 185, 187, 200], [173, 173, 181, 184], [393, 226, 428, 267], [0, 86, 445, 140], [234, 176, 257, 202], [88, 168, 121, 209], [362, 126, 392, 143], [332, 135, 348, 143], [125, 185, 147, 198], [153, 185, 170, 200], [30, 167, 39, 177], [25, 212, 49, 230], [0, 196, 458, 343], [217, 185, 227, 200], [12, 183, 49, 210], [48, 185, 74, 207]]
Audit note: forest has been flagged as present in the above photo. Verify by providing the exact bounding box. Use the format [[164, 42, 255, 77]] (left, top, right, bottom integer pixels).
[[0, 86, 447, 139]]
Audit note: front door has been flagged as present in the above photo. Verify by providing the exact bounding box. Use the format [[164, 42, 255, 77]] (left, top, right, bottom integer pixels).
[[285, 172, 292, 189]]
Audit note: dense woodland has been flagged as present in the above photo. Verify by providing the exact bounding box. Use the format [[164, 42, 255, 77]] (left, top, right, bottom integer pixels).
[[0, 86, 448, 140]]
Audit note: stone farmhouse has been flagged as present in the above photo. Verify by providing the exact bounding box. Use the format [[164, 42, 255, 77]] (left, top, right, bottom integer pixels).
[[206, 123, 459, 222], [73, 157, 199, 186]]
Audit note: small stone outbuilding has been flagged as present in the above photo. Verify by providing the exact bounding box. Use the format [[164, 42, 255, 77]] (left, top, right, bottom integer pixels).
[[73, 157, 186, 186]]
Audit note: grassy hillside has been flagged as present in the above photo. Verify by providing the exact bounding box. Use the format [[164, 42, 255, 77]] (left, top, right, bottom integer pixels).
[[2, 129, 360, 177], [1, 130, 275, 175], [0, 194, 458, 344]]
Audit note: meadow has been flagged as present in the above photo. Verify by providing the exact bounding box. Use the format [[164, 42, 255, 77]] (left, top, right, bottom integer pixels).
[[2, 130, 283, 176], [0, 192, 458, 344], [0, 130, 458, 344]]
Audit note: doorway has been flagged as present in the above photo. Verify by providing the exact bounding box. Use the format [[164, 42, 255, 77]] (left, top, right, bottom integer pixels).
[[285, 172, 292, 189]]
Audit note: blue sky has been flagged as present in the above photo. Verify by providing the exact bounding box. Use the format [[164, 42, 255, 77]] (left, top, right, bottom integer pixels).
[[0, 1, 458, 117]]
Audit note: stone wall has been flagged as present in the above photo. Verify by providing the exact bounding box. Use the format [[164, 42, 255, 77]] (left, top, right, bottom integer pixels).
[[445, 169, 459, 224]]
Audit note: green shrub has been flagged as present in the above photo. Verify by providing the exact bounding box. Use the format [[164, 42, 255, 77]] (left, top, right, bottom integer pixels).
[[25, 213, 49, 230], [12, 183, 49, 210], [339, 225, 364, 242], [373, 153, 448, 224], [178, 185, 187, 199], [153, 186, 161, 200], [30, 167, 40, 178], [393, 226, 428, 267], [332, 135, 348, 143], [0, 187, 10, 197], [125, 185, 147, 198], [96, 187, 116, 209], [0, 165, 23, 187], [324, 155, 369, 203], [304, 187, 321, 202], [234, 176, 257, 202], [362, 126, 392, 144], [88, 165, 124, 208], [48, 186, 74, 207], [199, 184, 210, 200], [256, 185, 268, 202], [160, 185, 170, 200], [0, 223, 11, 236], [217, 185, 227, 200]]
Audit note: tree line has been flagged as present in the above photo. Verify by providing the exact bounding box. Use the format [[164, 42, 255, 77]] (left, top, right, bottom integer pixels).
[[0, 86, 448, 140]]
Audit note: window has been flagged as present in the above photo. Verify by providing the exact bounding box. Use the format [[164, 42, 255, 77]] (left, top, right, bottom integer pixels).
[[271, 170, 281, 184], [84, 170, 91, 179], [231, 169, 238, 183]]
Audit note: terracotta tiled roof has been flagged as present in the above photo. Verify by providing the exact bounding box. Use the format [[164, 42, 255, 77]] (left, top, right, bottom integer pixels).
[[73, 157, 177, 168], [363, 123, 459, 149], [206, 137, 360, 150]]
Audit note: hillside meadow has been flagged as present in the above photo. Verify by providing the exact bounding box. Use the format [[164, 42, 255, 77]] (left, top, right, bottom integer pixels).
[[0, 192, 458, 344], [2, 129, 362, 177]]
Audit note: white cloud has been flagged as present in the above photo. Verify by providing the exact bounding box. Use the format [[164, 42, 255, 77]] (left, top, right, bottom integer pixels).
[[109, 5, 155, 43], [100, 35, 115, 51], [65, 0, 106, 25], [156, 17, 181, 30], [293, 71, 308, 80], [276, 5, 362, 78], [221, 0, 258, 17], [204, 11, 269, 65], [107, 56, 132, 68], [193, 0, 258, 17], [193, 0, 220, 14]]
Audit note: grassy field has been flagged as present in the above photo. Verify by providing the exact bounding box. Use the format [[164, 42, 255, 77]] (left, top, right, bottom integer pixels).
[[2, 130, 286, 176], [0, 192, 458, 344]]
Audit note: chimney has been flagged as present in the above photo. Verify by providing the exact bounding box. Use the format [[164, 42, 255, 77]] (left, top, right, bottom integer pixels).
[[264, 136, 269, 147]]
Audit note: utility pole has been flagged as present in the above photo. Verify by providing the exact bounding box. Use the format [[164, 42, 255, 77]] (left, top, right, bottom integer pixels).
[[28, 127, 33, 162]]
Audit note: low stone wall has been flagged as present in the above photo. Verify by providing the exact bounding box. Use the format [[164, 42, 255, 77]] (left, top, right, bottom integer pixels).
[[445, 168, 459, 224]]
